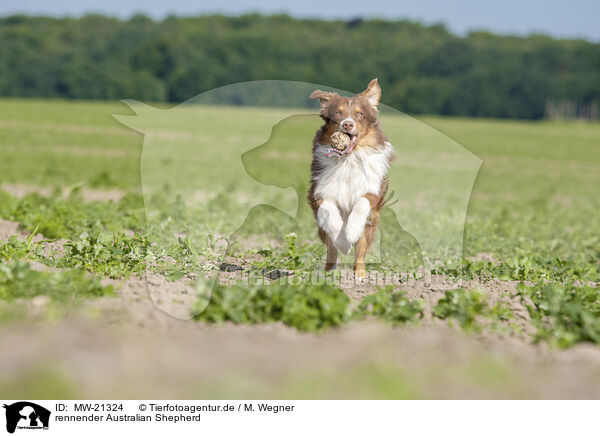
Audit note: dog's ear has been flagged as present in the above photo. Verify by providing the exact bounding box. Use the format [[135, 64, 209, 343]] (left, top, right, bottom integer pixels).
[[310, 90, 335, 110], [360, 78, 381, 109]]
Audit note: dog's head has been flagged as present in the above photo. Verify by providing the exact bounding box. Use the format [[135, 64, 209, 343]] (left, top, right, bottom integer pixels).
[[310, 78, 382, 148]]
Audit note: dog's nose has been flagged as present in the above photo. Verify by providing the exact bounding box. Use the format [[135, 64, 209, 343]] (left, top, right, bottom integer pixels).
[[342, 120, 354, 131]]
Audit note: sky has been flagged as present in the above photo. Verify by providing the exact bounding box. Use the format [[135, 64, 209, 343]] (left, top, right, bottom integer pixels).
[[1, 0, 598, 41]]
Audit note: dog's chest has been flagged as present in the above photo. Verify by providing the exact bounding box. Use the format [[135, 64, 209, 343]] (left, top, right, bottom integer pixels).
[[313, 142, 393, 213]]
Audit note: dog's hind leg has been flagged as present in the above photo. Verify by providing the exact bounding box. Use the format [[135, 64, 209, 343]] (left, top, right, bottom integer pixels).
[[354, 224, 375, 279], [319, 228, 338, 271], [354, 202, 380, 279], [325, 239, 339, 271]]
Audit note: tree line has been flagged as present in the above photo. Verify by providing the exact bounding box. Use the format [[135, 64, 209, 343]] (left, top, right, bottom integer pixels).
[[0, 14, 598, 119]]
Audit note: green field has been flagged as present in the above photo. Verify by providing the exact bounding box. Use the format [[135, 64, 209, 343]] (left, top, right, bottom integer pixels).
[[0, 98, 599, 398]]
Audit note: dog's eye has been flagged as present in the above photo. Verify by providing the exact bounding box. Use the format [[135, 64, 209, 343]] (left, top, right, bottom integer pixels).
[[335, 110, 342, 116], [357, 112, 364, 118]]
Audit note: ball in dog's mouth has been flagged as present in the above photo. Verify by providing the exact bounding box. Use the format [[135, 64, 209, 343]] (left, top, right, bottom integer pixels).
[[330, 131, 357, 151]]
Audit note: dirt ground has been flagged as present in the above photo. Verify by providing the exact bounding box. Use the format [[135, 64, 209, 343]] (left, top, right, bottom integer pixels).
[[2, 217, 600, 399], [1, 183, 126, 203]]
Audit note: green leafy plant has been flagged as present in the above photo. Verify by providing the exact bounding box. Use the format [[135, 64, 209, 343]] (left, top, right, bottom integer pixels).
[[517, 282, 600, 348], [4, 192, 145, 240], [60, 231, 150, 278], [0, 231, 45, 263], [436, 256, 599, 284], [434, 289, 491, 333], [192, 282, 353, 332], [356, 286, 425, 325], [194, 284, 430, 331], [0, 259, 114, 302]]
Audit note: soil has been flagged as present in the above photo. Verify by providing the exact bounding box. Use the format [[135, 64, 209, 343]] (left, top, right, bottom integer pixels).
[[2, 218, 600, 399], [1, 183, 126, 203]]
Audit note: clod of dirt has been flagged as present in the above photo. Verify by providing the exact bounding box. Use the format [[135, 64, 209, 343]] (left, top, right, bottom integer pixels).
[[263, 269, 292, 280], [219, 263, 244, 272]]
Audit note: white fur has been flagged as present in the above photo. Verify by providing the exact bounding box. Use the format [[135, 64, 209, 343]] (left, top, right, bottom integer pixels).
[[345, 196, 371, 243], [313, 141, 393, 251], [340, 102, 357, 133], [314, 141, 393, 214], [317, 200, 353, 253], [363, 82, 381, 109], [317, 200, 343, 242], [335, 225, 352, 254], [366, 97, 379, 109]]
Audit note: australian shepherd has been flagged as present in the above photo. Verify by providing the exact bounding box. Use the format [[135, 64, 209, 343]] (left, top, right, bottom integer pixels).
[[307, 78, 393, 278]]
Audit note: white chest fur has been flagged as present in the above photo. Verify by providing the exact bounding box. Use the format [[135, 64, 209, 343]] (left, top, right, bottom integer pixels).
[[313, 141, 393, 214]]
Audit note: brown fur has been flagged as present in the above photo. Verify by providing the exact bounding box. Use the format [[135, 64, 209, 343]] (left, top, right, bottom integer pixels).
[[307, 79, 391, 278], [353, 181, 388, 277]]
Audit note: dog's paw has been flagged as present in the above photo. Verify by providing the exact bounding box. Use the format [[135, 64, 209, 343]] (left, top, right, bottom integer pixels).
[[354, 266, 367, 280], [324, 261, 338, 271], [334, 233, 352, 255], [317, 201, 343, 241], [345, 217, 365, 243]]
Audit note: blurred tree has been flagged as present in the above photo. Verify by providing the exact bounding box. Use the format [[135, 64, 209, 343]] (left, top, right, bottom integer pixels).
[[0, 14, 598, 119]]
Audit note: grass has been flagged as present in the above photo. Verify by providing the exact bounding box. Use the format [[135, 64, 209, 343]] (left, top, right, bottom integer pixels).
[[1, 99, 598, 262], [0, 259, 113, 302], [0, 232, 114, 303], [0, 98, 598, 346]]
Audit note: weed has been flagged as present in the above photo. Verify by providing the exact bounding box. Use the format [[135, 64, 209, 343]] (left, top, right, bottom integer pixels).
[[60, 231, 150, 278], [433, 289, 489, 333], [433, 289, 514, 333], [355, 286, 425, 325], [192, 282, 352, 332], [517, 282, 600, 348], [0, 259, 113, 302]]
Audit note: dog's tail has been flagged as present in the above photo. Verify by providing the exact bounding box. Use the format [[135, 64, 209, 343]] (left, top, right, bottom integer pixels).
[[378, 177, 397, 210]]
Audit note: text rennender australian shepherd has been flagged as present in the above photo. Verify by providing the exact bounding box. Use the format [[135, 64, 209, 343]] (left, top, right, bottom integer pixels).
[[308, 78, 393, 278]]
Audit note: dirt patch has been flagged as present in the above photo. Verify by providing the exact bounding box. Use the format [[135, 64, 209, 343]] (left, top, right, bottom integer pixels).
[[0, 216, 544, 349], [1, 218, 598, 398], [0, 119, 136, 137], [0, 219, 21, 242], [78, 188, 125, 203], [2, 183, 126, 203], [335, 270, 535, 336], [100, 273, 206, 323], [1, 143, 134, 159], [1, 313, 600, 398], [468, 252, 497, 263], [0, 259, 598, 398]]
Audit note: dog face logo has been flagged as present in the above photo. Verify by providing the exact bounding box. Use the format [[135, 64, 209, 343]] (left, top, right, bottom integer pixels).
[[115, 80, 481, 318], [3, 402, 50, 433]]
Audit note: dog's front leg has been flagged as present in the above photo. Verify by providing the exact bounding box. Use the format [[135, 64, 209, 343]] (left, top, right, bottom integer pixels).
[[345, 197, 372, 244], [317, 200, 351, 254], [317, 200, 343, 242]]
